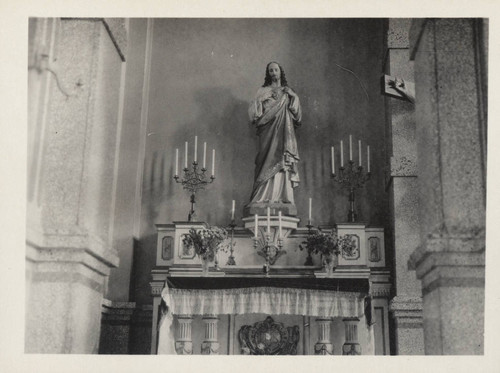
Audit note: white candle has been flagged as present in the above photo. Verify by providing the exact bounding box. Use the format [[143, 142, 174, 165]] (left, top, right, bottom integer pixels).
[[331, 146, 335, 174], [175, 148, 179, 176], [254, 214, 258, 238], [231, 200, 235, 220], [203, 142, 207, 169], [194, 136, 198, 162], [267, 207, 271, 234], [349, 135, 353, 161], [358, 140, 362, 167], [184, 141, 188, 168], [211, 149, 215, 176], [340, 140, 344, 167], [367, 145, 371, 173], [278, 211, 282, 238], [308, 197, 312, 224]]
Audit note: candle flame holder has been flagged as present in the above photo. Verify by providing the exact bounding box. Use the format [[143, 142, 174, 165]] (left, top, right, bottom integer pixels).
[[174, 161, 215, 222], [253, 228, 286, 276], [226, 220, 237, 265], [332, 160, 371, 223]]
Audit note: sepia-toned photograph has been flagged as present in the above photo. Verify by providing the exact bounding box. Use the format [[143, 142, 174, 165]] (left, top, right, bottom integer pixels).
[[24, 16, 488, 360]]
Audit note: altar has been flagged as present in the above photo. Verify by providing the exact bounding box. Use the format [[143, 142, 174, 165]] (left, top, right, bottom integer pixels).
[[148, 59, 391, 355], [149, 219, 391, 355]]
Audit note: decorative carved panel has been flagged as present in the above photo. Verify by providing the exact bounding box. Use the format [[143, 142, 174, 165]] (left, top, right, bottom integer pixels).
[[342, 234, 360, 260], [238, 316, 300, 355], [179, 234, 196, 259], [162, 236, 174, 260], [368, 237, 381, 262]]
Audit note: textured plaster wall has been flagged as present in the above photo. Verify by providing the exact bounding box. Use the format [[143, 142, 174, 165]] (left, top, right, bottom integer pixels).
[[130, 19, 389, 305]]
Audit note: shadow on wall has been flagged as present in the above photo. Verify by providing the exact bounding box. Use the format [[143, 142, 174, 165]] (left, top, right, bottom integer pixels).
[[132, 87, 253, 305]]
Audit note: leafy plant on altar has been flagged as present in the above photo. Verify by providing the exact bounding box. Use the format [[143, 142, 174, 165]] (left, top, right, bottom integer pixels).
[[299, 228, 354, 258], [182, 227, 229, 262]]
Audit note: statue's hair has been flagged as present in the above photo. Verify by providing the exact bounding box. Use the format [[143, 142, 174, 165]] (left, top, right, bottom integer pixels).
[[262, 61, 288, 87]]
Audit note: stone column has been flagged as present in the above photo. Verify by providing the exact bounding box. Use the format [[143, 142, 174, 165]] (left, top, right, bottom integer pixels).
[[383, 18, 424, 355], [408, 18, 486, 355], [342, 318, 361, 355], [314, 318, 333, 355], [26, 18, 126, 353], [175, 315, 193, 355], [201, 315, 220, 355]]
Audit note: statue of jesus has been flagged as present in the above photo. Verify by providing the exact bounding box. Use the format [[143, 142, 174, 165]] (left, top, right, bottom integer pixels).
[[244, 62, 302, 216]]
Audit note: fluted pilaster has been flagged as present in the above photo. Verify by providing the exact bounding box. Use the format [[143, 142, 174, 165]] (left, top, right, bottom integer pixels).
[[342, 318, 361, 355], [314, 318, 333, 355], [175, 315, 193, 354], [201, 315, 220, 354]]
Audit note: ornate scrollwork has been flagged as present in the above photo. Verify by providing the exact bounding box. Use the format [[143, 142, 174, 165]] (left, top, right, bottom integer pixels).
[[175, 341, 193, 355], [238, 316, 300, 355]]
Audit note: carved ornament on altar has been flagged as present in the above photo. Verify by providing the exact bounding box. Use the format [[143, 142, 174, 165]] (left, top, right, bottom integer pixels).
[[368, 237, 381, 262], [179, 234, 196, 259], [238, 316, 300, 355], [342, 234, 360, 260]]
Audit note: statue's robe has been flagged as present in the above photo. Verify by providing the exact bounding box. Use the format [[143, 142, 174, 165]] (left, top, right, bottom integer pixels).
[[248, 86, 302, 206]]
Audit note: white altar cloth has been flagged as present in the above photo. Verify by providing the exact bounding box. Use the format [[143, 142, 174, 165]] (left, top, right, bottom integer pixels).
[[161, 285, 366, 318], [157, 283, 371, 355]]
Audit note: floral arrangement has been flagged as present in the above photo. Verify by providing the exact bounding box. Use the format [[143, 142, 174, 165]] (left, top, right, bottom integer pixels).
[[182, 226, 229, 262], [299, 228, 353, 258]]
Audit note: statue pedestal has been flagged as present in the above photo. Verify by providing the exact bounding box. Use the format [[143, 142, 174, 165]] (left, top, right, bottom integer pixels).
[[244, 202, 297, 216], [242, 215, 299, 237]]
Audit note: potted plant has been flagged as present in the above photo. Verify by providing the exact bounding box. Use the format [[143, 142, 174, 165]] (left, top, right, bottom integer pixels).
[[182, 226, 229, 275], [299, 228, 353, 274]]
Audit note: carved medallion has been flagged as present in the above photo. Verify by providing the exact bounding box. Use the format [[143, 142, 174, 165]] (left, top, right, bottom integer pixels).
[[162, 236, 174, 260], [368, 237, 380, 262], [342, 234, 360, 260], [238, 316, 300, 355], [179, 234, 196, 259]]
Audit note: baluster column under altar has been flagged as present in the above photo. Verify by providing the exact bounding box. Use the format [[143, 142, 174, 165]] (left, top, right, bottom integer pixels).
[[314, 318, 334, 355], [175, 315, 193, 355], [342, 317, 361, 355], [201, 315, 220, 354]]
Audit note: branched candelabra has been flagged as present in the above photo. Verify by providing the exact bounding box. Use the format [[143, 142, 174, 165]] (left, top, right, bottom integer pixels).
[[254, 229, 286, 276], [332, 160, 371, 222], [174, 161, 215, 222], [226, 220, 237, 266]]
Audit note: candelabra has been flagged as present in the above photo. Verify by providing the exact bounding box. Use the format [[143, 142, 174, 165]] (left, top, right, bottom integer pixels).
[[332, 160, 371, 223], [254, 229, 286, 276], [174, 161, 215, 222], [226, 220, 237, 266]]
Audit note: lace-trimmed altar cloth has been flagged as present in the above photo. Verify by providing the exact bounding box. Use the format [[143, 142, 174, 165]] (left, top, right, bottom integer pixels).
[[161, 284, 365, 318]]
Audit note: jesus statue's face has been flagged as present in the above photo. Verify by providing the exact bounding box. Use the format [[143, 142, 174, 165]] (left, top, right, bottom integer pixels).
[[268, 63, 281, 83]]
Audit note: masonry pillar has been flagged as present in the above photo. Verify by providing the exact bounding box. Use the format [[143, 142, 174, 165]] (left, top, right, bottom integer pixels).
[[26, 18, 127, 353], [382, 18, 425, 355], [99, 300, 136, 354], [408, 18, 486, 355]]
